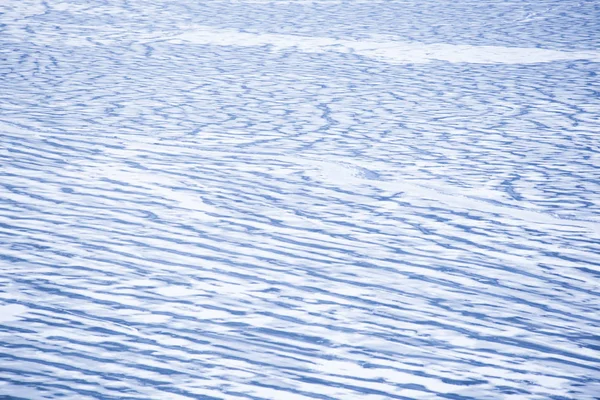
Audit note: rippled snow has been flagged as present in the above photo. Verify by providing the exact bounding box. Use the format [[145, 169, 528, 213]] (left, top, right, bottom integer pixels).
[[1, 0, 599, 399]]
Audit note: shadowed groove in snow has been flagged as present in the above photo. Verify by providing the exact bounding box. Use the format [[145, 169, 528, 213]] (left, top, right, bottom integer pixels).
[[1, 0, 600, 399]]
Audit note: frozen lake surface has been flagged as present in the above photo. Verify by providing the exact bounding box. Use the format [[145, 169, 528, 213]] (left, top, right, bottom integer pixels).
[[1, 0, 600, 399]]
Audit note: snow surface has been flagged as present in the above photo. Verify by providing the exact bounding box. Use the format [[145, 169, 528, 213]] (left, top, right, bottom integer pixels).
[[1, 0, 599, 399]]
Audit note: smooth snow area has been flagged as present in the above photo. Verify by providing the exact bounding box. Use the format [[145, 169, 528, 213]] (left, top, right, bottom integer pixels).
[[174, 26, 600, 64]]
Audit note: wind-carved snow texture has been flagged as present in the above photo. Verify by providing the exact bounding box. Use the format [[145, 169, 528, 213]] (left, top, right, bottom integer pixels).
[[1, 0, 600, 399]]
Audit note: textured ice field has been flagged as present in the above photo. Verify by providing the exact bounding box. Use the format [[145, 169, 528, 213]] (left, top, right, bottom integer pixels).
[[1, 0, 600, 399]]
